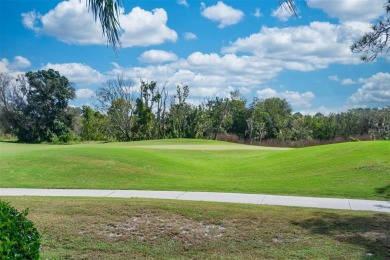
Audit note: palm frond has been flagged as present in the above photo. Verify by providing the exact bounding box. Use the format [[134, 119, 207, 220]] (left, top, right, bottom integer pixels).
[[279, 0, 306, 17], [86, 0, 123, 53]]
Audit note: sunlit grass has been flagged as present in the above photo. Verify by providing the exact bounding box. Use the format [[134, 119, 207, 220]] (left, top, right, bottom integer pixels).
[[1, 139, 389, 199]]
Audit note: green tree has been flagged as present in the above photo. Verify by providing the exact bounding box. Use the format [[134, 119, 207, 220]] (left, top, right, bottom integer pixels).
[[134, 81, 160, 140], [81, 105, 106, 140], [290, 112, 312, 142], [205, 96, 232, 140], [369, 107, 390, 140], [94, 75, 136, 141], [227, 90, 249, 138], [253, 97, 292, 140], [168, 85, 191, 138], [0, 70, 75, 142]]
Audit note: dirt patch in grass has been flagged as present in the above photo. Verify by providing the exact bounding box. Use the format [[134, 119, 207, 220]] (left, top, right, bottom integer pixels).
[[94, 212, 226, 247]]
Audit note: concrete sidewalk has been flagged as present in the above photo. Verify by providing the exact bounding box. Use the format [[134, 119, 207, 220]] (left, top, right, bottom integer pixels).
[[1, 188, 389, 213]]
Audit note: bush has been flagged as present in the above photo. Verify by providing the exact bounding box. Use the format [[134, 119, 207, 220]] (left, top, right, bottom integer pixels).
[[0, 200, 40, 259]]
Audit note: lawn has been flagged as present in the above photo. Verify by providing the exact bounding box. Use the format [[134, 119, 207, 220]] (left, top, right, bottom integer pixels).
[[3, 196, 389, 259], [1, 139, 389, 200]]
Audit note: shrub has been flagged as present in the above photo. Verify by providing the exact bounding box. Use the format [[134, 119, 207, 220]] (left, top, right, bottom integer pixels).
[[0, 200, 40, 259], [58, 132, 73, 143]]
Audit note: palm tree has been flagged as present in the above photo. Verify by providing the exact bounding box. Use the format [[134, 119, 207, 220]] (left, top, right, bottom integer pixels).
[[86, 0, 302, 52]]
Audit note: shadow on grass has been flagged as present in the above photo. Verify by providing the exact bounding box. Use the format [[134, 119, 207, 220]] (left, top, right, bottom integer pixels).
[[376, 184, 390, 199], [292, 212, 390, 258], [0, 140, 22, 143]]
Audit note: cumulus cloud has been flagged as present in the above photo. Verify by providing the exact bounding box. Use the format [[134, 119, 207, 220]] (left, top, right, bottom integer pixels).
[[0, 56, 31, 74], [139, 50, 178, 63], [183, 32, 197, 40], [201, 1, 244, 28], [12, 56, 31, 69], [308, 0, 387, 22], [272, 5, 291, 22], [223, 21, 371, 70], [75, 88, 95, 99], [107, 51, 282, 100], [42, 63, 106, 86], [257, 88, 315, 108], [119, 7, 177, 47], [348, 72, 390, 105], [22, 0, 177, 47]]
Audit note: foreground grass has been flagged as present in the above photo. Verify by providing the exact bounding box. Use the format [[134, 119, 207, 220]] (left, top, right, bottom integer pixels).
[[3, 196, 389, 259], [1, 139, 389, 199]]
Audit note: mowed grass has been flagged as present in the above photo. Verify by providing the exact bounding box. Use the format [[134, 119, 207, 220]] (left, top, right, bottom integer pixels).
[[3, 196, 389, 259], [0, 139, 389, 199]]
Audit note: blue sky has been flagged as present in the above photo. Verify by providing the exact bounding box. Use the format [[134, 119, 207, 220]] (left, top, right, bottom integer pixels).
[[1, 0, 389, 114]]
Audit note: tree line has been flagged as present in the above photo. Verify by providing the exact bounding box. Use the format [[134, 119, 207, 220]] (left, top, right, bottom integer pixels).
[[0, 70, 389, 145]]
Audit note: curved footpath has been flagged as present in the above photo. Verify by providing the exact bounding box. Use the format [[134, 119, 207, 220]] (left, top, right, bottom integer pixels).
[[0, 188, 389, 213]]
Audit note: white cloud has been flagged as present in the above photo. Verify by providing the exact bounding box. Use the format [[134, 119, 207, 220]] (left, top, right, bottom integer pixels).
[[12, 56, 31, 69], [201, 1, 244, 28], [329, 75, 356, 85], [108, 51, 282, 100], [223, 21, 371, 70], [253, 8, 262, 18], [329, 75, 340, 82], [23, 0, 104, 45], [0, 59, 8, 73], [119, 7, 177, 47], [177, 0, 189, 7], [0, 56, 31, 74], [308, 0, 387, 22], [272, 5, 291, 22], [139, 50, 178, 64], [348, 72, 390, 105], [183, 32, 197, 40], [341, 78, 356, 85], [257, 88, 315, 108], [75, 88, 95, 99], [21, 11, 41, 33], [299, 106, 341, 116], [22, 0, 177, 47], [42, 63, 106, 86]]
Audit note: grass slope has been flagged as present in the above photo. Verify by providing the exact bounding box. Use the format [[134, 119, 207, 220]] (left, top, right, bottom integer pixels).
[[1, 139, 389, 200], [3, 197, 389, 259]]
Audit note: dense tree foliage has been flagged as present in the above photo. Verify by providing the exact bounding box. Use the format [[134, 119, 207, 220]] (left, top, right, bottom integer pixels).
[[90, 78, 390, 145], [0, 70, 75, 142], [1, 72, 389, 145]]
